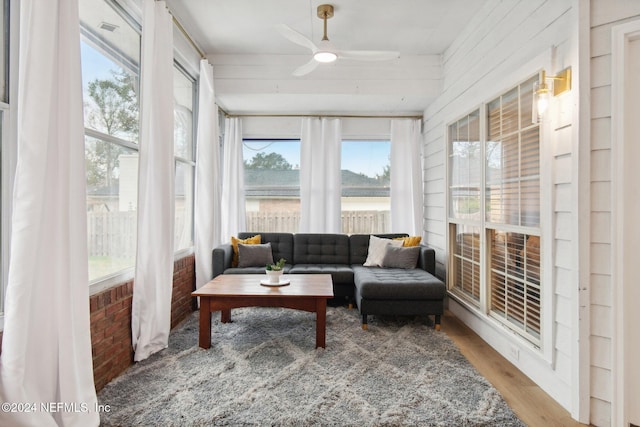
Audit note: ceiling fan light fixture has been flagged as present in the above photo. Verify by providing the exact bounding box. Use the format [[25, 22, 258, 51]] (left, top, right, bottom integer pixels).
[[314, 50, 337, 63]]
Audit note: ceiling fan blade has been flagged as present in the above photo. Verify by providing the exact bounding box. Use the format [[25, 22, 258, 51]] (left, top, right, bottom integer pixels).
[[338, 50, 400, 61], [292, 58, 320, 77], [275, 24, 317, 52]]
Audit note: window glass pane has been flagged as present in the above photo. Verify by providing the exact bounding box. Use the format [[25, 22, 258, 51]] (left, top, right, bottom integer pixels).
[[341, 140, 390, 234], [450, 224, 481, 305], [486, 77, 540, 228], [449, 111, 481, 220], [243, 139, 300, 232], [174, 67, 194, 159], [175, 161, 194, 250], [501, 88, 519, 135], [86, 137, 137, 281], [520, 80, 534, 129], [80, 0, 140, 142], [0, 1, 6, 103], [489, 229, 540, 340]]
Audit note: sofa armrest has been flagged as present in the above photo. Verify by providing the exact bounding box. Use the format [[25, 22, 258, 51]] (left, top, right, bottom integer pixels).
[[212, 243, 233, 278], [417, 244, 436, 275]]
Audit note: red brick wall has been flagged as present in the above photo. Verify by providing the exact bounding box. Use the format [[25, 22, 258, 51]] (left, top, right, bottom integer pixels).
[[0, 254, 195, 391], [171, 255, 198, 328], [90, 254, 196, 391]]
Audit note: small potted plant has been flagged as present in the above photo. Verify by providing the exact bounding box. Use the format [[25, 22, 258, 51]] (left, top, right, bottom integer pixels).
[[265, 258, 286, 283]]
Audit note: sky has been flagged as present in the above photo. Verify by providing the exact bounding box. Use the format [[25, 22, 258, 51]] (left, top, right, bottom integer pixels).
[[81, 41, 118, 92], [243, 140, 390, 178]]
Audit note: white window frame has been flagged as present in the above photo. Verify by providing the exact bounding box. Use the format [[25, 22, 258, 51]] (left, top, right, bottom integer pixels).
[[173, 61, 197, 256]]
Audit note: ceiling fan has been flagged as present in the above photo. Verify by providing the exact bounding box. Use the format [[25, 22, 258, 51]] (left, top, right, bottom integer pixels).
[[276, 4, 400, 77]]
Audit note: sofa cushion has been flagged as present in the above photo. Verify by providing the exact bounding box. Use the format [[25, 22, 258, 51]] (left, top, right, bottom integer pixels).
[[293, 234, 349, 265], [353, 266, 445, 300], [288, 264, 354, 285], [363, 235, 403, 266], [394, 235, 422, 247], [380, 245, 420, 269], [239, 232, 294, 265], [231, 234, 261, 267], [237, 243, 273, 268], [349, 234, 408, 265]]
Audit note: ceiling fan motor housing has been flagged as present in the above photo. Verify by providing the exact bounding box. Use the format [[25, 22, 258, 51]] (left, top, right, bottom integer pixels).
[[317, 4, 334, 19]]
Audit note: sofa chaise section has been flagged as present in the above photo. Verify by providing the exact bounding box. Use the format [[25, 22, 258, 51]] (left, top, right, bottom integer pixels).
[[348, 234, 445, 330], [352, 265, 445, 330]]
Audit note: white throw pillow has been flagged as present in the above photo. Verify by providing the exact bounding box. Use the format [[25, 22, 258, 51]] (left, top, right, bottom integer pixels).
[[363, 235, 403, 267]]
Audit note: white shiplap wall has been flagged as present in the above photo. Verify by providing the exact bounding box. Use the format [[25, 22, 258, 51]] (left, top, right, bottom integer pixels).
[[422, 0, 583, 419], [589, 2, 640, 426]]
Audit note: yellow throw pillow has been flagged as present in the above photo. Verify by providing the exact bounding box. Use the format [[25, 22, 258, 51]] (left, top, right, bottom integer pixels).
[[394, 236, 422, 247], [231, 234, 261, 267]]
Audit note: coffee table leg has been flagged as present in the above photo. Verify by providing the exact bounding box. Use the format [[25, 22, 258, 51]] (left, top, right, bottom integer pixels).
[[199, 297, 211, 349], [316, 298, 327, 348], [221, 309, 231, 323]]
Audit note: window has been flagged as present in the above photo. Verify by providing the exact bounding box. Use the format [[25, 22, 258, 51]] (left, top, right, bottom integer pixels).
[[448, 75, 541, 346], [1, 0, 10, 321], [486, 77, 540, 343], [448, 111, 481, 305], [243, 139, 301, 232], [80, 0, 141, 282], [173, 64, 196, 251], [341, 140, 390, 234]]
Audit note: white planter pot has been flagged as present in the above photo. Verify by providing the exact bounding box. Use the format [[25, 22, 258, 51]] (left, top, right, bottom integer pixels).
[[266, 270, 283, 283]]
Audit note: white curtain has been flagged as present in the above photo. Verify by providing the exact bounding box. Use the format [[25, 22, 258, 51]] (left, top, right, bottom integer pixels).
[[390, 119, 423, 235], [0, 0, 99, 426], [194, 60, 221, 289], [221, 117, 246, 241], [300, 118, 342, 233], [131, 0, 174, 362]]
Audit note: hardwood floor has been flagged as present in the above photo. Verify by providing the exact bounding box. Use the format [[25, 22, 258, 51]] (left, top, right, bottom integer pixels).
[[441, 310, 591, 427]]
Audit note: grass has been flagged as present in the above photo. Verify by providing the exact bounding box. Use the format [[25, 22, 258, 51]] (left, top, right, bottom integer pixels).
[[89, 256, 134, 282]]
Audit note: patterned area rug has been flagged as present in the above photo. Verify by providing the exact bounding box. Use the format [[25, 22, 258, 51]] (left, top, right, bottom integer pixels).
[[98, 306, 525, 426]]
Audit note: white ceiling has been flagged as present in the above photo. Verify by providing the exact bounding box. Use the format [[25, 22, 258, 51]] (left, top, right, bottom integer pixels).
[[165, 0, 488, 116]]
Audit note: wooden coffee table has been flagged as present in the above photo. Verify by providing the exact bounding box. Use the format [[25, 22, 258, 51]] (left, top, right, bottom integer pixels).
[[192, 274, 334, 349]]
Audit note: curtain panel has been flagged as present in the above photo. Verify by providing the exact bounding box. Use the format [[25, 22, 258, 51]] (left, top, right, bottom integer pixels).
[[194, 60, 221, 289], [221, 117, 246, 241], [131, 0, 175, 362], [300, 118, 342, 233], [390, 119, 423, 236], [0, 0, 99, 425]]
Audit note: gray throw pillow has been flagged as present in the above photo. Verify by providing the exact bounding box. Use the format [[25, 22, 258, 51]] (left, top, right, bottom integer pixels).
[[380, 245, 420, 269], [237, 243, 274, 268]]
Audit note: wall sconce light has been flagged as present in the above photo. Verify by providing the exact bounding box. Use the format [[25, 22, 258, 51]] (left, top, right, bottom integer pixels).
[[533, 67, 572, 122]]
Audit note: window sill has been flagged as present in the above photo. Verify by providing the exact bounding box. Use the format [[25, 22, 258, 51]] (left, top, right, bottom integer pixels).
[[88, 248, 194, 296]]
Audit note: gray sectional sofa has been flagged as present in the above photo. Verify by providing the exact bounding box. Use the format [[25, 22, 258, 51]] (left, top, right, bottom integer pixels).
[[212, 232, 446, 330]]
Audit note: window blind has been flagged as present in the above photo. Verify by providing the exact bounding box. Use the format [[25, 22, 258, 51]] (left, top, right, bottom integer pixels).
[[486, 76, 541, 343]]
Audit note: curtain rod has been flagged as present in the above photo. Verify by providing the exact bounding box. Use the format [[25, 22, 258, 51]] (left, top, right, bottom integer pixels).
[[224, 113, 423, 120], [171, 14, 206, 59]]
